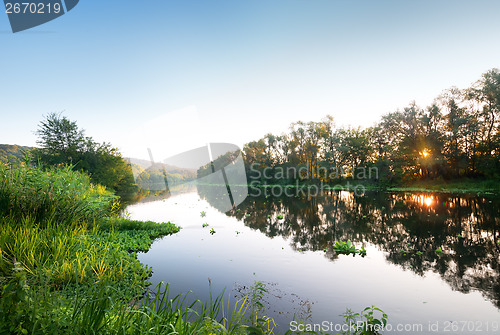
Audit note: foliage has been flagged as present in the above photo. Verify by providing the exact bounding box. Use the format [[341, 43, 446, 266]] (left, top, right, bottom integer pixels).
[[0, 261, 31, 335], [243, 68, 500, 186], [340, 306, 388, 335], [0, 163, 117, 224], [31, 112, 138, 201], [333, 241, 367, 257], [246, 281, 276, 335]]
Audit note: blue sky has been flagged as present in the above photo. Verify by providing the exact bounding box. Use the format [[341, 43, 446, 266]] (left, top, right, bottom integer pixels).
[[1, 0, 500, 159]]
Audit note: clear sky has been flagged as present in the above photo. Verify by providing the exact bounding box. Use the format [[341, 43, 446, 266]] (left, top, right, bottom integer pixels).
[[1, 0, 500, 160]]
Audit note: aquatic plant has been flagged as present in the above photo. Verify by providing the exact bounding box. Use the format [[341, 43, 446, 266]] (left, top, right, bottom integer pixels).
[[245, 281, 276, 335], [340, 305, 388, 335], [200, 211, 207, 217], [333, 240, 367, 257], [210, 228, 216, 235], [202, 223, 209, 228]]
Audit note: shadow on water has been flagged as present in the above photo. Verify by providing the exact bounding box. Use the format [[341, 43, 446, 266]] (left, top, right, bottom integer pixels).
[[197, 184, 500, 309]]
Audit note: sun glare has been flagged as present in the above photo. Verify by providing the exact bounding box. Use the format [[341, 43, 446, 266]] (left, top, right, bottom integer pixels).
[[420, 149, 429, 158], [411, 194, 435, 207]]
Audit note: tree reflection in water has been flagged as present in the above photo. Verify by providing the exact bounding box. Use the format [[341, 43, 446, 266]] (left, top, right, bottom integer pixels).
[[197, 184, 500, 309]]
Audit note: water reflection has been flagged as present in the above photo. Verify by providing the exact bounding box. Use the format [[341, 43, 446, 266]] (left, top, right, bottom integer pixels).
[[197, 186, 500, 309]]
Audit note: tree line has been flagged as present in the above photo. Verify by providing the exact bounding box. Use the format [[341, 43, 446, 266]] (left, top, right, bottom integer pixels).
[[243, 68, 500, 185]]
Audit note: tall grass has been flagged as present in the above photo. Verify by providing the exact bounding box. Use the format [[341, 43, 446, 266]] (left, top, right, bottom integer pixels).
[[1, 262, 263, 335], [0, 163, 117, 224]]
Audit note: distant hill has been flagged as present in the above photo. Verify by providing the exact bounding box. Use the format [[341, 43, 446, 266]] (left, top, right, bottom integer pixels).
[[0, 144, 34, 164], [125, 157, 197, 175], [126, 157, 197, 190]]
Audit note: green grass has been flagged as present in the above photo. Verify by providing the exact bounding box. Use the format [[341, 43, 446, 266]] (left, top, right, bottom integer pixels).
[[387, 178, 500, 194], [249, 177, 500, 194], [0, 163, 118, 224]]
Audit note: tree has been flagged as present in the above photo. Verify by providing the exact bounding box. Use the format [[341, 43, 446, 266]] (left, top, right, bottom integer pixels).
[[466, 68, 500, 176], [33, 113, 137, 201], [34, 112, 86, 166]]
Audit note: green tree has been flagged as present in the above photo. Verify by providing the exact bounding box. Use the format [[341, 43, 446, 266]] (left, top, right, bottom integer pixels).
[[466, 68, 500, 176], [32, 113, 137, 201], [34, 112, 86, 166]]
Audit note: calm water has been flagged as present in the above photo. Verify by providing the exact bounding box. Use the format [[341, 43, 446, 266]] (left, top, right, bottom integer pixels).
[[127, 187, 500, 334]]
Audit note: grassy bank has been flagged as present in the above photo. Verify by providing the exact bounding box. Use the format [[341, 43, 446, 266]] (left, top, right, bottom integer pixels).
[[387, 178, 500, 194], [246, 177, 500, 195]]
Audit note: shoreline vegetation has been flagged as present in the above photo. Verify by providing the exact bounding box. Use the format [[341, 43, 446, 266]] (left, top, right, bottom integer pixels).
[[194, 179, 500, 194], [255, 179, 500, 194], [0, 162, 388, 334]]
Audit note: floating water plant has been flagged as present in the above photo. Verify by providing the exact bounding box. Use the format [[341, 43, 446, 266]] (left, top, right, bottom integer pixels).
[[435, 247, 443, 254], [202, 223, 209, 228], [277, 215, 284, 220], [200, 211, 206, 218], [210, 228, 216, 235], [333, 241, 366, 257], [245, 214, 251, 217], [399, 244, 423, 257]]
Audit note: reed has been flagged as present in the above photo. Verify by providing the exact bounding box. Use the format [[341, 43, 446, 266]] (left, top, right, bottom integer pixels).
[[0, 163, 117, 225]]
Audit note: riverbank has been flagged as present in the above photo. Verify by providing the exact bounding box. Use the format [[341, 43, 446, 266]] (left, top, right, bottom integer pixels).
[[246, 178, 500, 195], [387, 178, 500, 194]]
